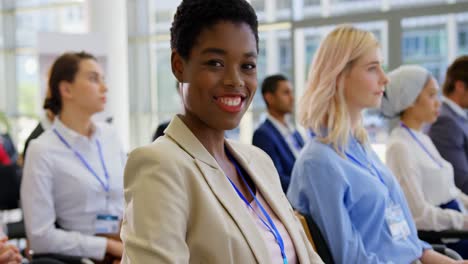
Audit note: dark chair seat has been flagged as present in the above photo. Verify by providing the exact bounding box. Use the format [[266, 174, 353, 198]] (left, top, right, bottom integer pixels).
[[418, 229, 468, 243], [33, 253, 93, 264], [0, 164, 20, 210]]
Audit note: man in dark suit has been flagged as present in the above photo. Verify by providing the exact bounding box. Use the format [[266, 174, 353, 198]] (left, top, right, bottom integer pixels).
[[252, 74, 304, 193], [429, 56, 468, 194]]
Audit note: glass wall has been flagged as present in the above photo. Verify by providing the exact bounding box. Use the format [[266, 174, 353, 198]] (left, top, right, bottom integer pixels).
[[125, 0, 468, 150], [402, 15, 448, 83], [0, 0, 87, 152], [2, 0, 468, 151], [458, 13, 468, 55]]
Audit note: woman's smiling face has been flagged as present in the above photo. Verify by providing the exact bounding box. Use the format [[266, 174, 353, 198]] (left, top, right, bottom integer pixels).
[[172, 21, 258, 131]]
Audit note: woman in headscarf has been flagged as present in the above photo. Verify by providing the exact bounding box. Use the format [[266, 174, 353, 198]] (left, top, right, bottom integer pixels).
[[382, 64, 468, 258]]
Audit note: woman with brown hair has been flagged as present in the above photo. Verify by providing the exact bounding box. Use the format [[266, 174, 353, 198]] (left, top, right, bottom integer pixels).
[[21, 51, 126, 263]]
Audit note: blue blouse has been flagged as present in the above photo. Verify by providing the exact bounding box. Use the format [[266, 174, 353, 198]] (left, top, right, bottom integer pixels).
[[287, 136, 431, 264]]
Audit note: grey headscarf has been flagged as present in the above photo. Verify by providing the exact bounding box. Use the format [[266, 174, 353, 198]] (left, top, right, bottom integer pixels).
[[380, 65, 431, 119]]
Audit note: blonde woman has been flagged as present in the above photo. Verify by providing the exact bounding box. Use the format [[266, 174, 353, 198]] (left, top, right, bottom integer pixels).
[[382, 65, 468, 258], [287, 25, 468, 263]]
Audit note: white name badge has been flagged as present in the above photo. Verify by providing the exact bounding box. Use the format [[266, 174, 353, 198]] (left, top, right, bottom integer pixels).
[[95, 214, 120, 234], [385, 203, 411, 240]]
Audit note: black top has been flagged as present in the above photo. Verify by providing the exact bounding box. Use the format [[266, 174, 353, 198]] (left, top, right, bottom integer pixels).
[[152, 121, 170, 141], [23, 122, 45, 161]]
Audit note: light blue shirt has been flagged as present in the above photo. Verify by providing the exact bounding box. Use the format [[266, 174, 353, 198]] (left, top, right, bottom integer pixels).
[[287, 136, 431, 264]]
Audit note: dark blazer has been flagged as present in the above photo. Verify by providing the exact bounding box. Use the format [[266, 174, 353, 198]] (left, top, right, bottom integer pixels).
[[429, 102, 468, 194], [252, 119, 304, 193]]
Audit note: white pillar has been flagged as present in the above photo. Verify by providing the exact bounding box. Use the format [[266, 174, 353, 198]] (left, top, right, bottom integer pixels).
[[266, 30, 279, 74], [86, 0, 130, 151], [1, 1, 17, 136], [447, 14, 458, 64]]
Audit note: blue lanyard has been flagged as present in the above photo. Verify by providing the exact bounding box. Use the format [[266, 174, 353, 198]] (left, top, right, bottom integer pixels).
[[53, 128, 110, 192], [290, 132, 304, 151], [225, 149, 288, 264], [345, 139, 387, 187], [400, 123, 443, 168], [309, 130, 386, 186]]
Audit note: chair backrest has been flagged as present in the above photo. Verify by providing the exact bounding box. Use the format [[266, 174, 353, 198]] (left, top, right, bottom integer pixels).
[[294, 211, 316, 250], [296, 211, 335, 264], [0, 164, 20, 210]]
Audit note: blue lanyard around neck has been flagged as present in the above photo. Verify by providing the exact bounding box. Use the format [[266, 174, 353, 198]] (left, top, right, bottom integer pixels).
[[53, 128, 110, 192], [225, 149, 288, 264], [345, 140, 387, 187], [400, 123, 443, 168], [310, 130, 387, 187]]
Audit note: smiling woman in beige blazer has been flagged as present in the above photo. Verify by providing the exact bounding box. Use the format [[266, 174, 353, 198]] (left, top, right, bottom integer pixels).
[[120, 0, 322, 263]]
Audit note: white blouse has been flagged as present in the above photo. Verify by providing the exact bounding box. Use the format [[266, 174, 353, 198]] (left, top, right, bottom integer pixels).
[[21, 118, 126, 259], [386, 126, 468, 231]]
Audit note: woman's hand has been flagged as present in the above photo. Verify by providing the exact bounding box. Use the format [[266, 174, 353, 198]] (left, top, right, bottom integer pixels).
[[106, 238, 123, 258], [421, 249, 468, 264], [0, 238, 22, 264]]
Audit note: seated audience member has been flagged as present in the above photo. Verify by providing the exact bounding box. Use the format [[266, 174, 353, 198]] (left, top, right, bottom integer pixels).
[[429, 56, 468, 195], [21, 51, 126, 262], [382, 64, 468, 258], [120, 0, 323, 263], [253, 74, 304, 193], [287, 25, 468, 263]]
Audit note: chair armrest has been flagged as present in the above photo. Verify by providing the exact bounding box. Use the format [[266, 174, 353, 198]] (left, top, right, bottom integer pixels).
[[431, 244, 463, 260], [6, 220, 26, 239], [418, 229, 468, 241], [32, 253, 93, 264]]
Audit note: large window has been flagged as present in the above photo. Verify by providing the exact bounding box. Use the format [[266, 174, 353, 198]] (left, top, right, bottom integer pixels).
[[154, 44, 179, 122], [150, 1, 178, 34], [459, 25, 468, 55], [0, 1, 87, 151], [119, 1, 468, 150], [458, 13, 468, 55], [2, 0, 467, 150], [391, 0, 446, 9], [278, 32, 293, 79], [402, 15, 448, 83], [252, 38, 267, 110]]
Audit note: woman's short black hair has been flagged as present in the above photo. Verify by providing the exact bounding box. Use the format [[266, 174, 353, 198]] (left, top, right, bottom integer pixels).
[[44, 51, 97, 115], [170, 0, 259, 60]]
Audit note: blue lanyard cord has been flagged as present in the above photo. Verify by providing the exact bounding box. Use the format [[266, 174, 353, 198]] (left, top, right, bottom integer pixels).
[[345, 145, 386, 187], [400, 123, 443, 168], [309, 131, 386, 186], [53, 128, 110, 192], [225, 150, 288, 263]]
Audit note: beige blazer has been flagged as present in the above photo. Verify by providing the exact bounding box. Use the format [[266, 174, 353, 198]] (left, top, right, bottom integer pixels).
[[121, 116, 323, 264]]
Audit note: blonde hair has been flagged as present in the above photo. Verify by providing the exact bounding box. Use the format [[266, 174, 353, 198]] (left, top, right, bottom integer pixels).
[[299, 24, 379, 155]]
